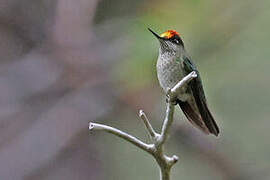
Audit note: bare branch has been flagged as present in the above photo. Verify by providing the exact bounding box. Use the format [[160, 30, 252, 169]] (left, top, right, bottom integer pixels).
[[160, 103, 175, 145], [89, 72, 198, 180], [89, 122, 154, 153], [165, 155, 179, 167], [159, 71, 197, 145], [168, 71, 197, 101], [139, 110, 158, 140], [171, 71, 197, 94]]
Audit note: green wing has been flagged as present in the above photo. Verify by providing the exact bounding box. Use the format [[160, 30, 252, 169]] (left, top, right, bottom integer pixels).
[[180, 56, 219, 136]]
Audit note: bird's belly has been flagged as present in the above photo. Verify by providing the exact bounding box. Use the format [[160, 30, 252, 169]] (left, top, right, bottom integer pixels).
[[157, 58, 189, 101]]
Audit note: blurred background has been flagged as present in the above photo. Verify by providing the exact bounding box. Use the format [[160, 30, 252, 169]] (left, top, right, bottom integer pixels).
[[0, 0, 269, 179]]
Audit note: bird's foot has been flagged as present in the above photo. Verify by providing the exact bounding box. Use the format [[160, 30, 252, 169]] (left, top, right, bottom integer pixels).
[[170, 99, 178, 105], [166, 88, 177, 105]]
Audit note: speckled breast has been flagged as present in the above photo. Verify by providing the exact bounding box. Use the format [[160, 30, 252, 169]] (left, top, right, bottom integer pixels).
[[156, 53, 185, 93]]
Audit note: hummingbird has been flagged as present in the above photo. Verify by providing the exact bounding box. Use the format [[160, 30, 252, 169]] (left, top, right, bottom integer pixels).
[[148, 28, 219, 136]]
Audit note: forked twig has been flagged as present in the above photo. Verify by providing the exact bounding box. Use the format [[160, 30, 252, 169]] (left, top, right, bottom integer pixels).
[[89, 71, 197, 180]]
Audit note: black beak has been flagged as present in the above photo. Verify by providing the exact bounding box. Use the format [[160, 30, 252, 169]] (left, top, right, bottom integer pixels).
[[148, 28, 168, 49], [148, 28, 163, 40]]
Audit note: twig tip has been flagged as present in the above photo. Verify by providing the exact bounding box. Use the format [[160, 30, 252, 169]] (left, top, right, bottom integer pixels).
[[139, 109, 144, 117], [172, 155, 179, 162], [89, 122, 94, 130], [191, 71, 197, 78]]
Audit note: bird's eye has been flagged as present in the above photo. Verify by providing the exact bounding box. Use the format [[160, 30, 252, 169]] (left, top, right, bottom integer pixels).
[[174, 39, 179, 44]]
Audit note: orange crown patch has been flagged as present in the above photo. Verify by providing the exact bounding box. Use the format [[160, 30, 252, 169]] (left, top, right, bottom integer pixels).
[[160, 30, 180, 39]]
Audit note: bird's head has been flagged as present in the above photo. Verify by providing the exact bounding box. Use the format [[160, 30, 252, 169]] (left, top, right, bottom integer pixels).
[[148, 28, 184, 53]]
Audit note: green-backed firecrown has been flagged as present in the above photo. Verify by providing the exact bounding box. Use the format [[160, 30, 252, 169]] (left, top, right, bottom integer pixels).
[[149, 28, 219, 136]]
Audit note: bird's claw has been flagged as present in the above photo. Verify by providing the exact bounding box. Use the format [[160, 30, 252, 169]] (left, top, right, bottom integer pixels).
[[166, 88, 172, 103], [166, 97, 169, 103], [166, 90, 177, 105], [166, 96, 177, 105], [170, 99, 178, 105]]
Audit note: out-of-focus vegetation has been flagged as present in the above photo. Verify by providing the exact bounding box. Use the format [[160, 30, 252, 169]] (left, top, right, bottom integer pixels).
[[0, 0, 269, 179]]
